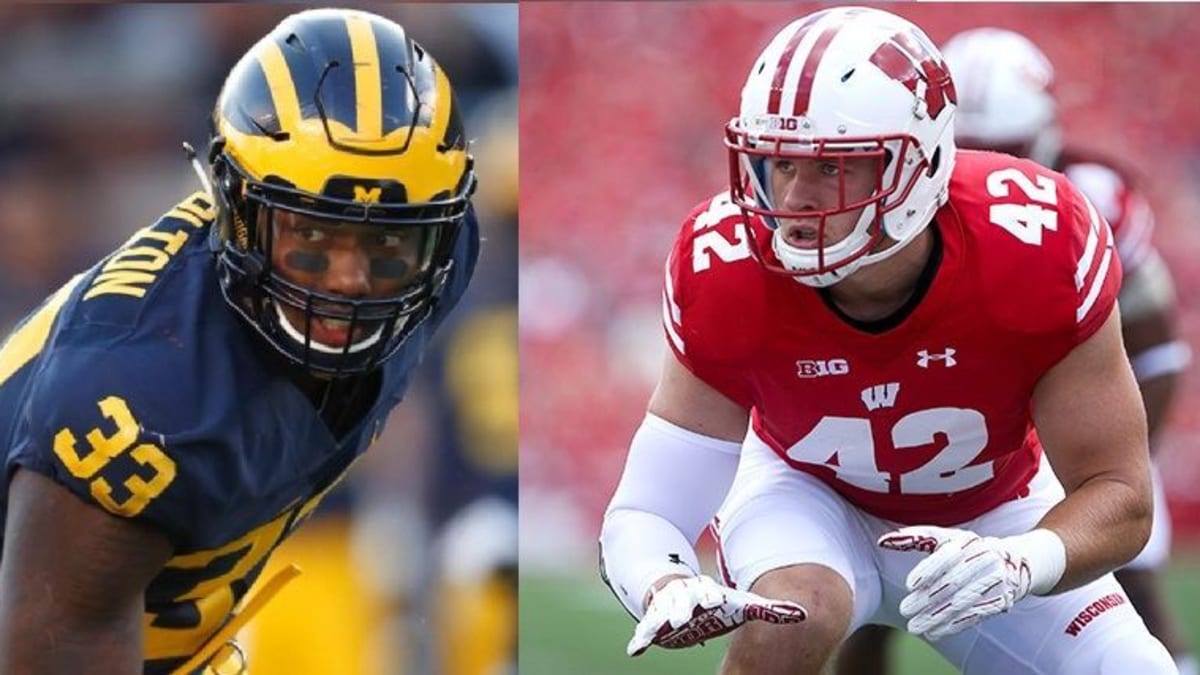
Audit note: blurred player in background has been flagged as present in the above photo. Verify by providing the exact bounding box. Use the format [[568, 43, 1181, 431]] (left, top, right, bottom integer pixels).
[[0, 6, 502, 673], [599, 7, 1175, 674], [836, 27, 1195, 675]]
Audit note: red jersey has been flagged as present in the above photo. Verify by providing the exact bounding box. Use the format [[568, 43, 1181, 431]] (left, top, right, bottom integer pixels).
[[664, 150, 1121, 525]]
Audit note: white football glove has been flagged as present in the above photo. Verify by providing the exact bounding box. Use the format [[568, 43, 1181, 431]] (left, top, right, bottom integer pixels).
[[626, 575, 807, 657], [878, 526, 1065, 642]]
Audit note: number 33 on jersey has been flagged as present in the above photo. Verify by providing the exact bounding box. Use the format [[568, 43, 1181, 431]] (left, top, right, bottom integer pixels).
[[664, 150, 1120, 525]]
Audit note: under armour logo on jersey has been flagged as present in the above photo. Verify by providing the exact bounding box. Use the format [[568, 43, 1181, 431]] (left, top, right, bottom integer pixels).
[[861, 383, 900, 411], [917, 348, 957, 368]]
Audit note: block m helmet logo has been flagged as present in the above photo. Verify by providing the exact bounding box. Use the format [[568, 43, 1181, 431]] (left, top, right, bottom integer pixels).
[[353, 185, 383, 203]]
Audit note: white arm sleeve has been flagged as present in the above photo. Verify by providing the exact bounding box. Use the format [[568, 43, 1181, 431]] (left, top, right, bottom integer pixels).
[[598, 413, 742, 619]]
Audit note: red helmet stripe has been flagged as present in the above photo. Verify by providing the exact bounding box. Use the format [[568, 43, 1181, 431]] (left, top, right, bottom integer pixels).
[[791, 24, 844, 117], [765, 10, 841, 114], [767, 23, 815, 115]]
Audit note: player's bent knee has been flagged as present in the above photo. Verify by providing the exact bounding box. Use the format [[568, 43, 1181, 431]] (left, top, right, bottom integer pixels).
[[749, 563, 854, 626], [749, 563, 854, 639], [723, 564, 853, 674]]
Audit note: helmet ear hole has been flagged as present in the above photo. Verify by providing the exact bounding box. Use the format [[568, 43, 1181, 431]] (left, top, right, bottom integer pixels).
[[928, 147, 942, 177]]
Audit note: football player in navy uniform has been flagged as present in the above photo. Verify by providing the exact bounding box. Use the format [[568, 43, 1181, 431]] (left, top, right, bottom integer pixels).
[[0, 8, 478, 673]]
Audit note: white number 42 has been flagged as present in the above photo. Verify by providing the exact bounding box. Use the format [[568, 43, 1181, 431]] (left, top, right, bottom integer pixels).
[[787, 407, 994, 495], [986, 168, 1059, 245], [691, 194, 751, 273]]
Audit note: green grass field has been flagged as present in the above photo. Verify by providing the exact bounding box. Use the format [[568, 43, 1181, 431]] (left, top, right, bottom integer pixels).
[[520, 551, 1200, 674]]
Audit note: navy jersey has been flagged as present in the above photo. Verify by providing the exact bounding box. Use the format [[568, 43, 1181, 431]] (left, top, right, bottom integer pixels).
[[0, 192, 478, 672]]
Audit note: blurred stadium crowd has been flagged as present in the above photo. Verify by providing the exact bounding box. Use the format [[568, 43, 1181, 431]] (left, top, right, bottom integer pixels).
[[521, 3, 1200, 569], [0, 4, 516, 674]]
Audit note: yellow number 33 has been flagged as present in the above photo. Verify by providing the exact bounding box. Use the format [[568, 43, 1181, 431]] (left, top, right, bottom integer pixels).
[[52, 396, 177, 517]]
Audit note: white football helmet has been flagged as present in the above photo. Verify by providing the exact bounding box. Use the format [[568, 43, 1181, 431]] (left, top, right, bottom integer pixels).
[[940, 28, 1060, 166], [726, 6, 957, 287]]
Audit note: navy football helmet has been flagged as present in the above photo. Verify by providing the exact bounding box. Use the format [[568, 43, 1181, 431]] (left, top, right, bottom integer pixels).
[[209, 8, 475, 377]]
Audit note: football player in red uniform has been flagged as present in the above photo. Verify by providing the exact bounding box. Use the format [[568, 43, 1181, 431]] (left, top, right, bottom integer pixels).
[[599, 8, 1176, 674], [836, 27, 1194, 675]]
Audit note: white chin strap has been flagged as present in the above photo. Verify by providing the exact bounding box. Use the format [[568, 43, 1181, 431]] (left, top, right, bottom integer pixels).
[[274, 304, 393, 355], [774, 225, 922, 288], [770, 204, 879, 288]]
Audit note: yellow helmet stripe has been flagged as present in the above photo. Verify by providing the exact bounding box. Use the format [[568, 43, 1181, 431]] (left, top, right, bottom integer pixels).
[[258, 41, 301, 133], [346, 13, 383, 140]]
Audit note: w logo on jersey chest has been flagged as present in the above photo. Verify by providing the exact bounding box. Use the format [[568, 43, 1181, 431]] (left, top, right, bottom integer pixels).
[[861, 383, 900, 411]]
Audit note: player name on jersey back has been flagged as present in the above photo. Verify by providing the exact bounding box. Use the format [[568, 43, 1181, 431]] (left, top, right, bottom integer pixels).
[[83, 193, 214, 301]]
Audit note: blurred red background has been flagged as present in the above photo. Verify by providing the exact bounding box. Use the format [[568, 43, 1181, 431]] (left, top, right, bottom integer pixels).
[[519, 2, 1200, 567]]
